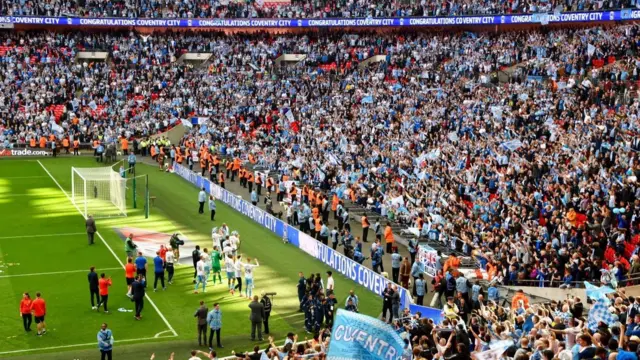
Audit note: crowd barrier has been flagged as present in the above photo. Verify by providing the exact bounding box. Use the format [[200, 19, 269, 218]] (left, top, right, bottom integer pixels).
[[0, 9, 639, 29], [173, 163, 413, 309]]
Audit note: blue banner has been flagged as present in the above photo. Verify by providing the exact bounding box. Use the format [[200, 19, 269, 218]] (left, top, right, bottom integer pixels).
[[173, 163, 413, 309], [409, 304, 444, 325], [0, 10, 637, 28], [328, 309, 409, 360]]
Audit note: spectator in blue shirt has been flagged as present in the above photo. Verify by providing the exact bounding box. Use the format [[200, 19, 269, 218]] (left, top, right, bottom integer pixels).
[[127, 153, 136, 174], [153, 251, 165, 292], [134, 252, 147, 278], [415, 274, 426, 305], [206, 303, 223, 349], [410, 258, 425, 296], [97, 323, 113, 359]]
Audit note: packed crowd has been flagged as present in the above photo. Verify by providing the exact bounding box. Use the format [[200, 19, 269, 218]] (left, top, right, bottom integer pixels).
[[0, 0, 635, 19], [1, 25, 640, 292]]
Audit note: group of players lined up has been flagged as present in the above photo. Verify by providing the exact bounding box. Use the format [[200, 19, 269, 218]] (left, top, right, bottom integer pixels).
[[88, 227, 260, 321]]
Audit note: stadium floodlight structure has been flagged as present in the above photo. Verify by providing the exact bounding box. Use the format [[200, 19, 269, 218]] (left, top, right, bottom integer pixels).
[[72, 166, 127, 218]]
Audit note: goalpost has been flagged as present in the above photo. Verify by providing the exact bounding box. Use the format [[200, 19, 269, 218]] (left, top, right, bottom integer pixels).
[[71, 163, 149, 219]]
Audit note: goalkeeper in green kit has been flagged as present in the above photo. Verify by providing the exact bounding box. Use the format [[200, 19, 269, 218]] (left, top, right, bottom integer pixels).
[[210, 246, 223, 285]]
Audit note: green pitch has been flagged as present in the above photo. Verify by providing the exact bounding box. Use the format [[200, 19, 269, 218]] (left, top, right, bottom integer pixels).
[[0, 157, 381, 360]]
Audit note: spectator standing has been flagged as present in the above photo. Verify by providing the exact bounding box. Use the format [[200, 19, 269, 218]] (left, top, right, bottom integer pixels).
[[248, 295, 265, 341], [195, 300, 208, 347], [411, 258, 425, 296], [209, 196, 216, 221], [207, 302, 223, 349], [97, 323, 114, 360], [325, 271, 334, 295], [19, 293, 32, 332], [96, 273, 112, 313], [198, 188, 206, 214], [86, 215, 97, 245], [383, 222, 394, 253], [127, 152, 136, 175], [31, 292, 47, 336], [135, 251, 147, 278], [131, 275, 145, 320], [153, 251, 166, 292], [88, 266, 99, 310], [361, 213, 370, 243], [260, 292, 272, 335], [345, 290, 359, 312], [391, 248, 402, 284], [400, 257, 411, 289], [415, 274, 426, 305], [381, 283, 394, 323], [166, 248, 175, 285]]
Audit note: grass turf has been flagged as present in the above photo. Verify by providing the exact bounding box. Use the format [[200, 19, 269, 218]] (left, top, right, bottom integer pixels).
[[0, 157, 381, 360]]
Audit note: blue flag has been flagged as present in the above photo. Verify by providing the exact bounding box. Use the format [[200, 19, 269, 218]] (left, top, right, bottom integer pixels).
[[584, 281, 615, 303], [328, 309, 408, 360]]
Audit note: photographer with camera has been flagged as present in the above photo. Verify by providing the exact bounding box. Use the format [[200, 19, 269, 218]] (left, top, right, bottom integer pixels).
[[124, 234, 137, 261], [169, 233, 184, 262]]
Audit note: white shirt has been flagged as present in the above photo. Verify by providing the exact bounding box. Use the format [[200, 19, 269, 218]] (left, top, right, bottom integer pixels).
[[198, 190, 206, 202], [234, 261, 244, 277], [166, 251, 175, 264], [243, 261, 259, 279], [326, 276, 334, 291], [224, 258, 235, 273], [229, 235, 239, 249], [196, 260, 205, 276]]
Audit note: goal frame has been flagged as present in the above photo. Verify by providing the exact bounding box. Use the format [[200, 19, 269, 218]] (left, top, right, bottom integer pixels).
[[71, 166, 128, 218]]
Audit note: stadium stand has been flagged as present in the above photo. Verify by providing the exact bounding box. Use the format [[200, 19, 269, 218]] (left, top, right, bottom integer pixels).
[[1, 5, 640, 358]]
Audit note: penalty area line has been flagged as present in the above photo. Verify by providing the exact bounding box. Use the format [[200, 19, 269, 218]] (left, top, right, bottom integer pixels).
[[0, 335, 178, 355], [36, 160, 179, 337]]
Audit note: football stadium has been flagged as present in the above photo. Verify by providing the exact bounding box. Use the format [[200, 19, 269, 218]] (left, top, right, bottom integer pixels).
[[1, 2, 640, 360]]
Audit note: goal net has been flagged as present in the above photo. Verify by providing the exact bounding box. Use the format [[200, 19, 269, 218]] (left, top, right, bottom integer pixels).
[[72, 166, 127, 218]]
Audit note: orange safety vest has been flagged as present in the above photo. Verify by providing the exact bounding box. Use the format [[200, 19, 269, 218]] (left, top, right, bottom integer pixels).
[[30, 138, 36, 147], [233, 158, 241, 171], [93, 140, 99, 148], [62, 138, 69, 147], [73, 140, 79, 148], [316, 195, 323, 207], [48, 134, 55, 141], [331, 195, 339, 211], [226, 161, 233, 171], [213, 156, 220, 166], [247, 173, 254, 183], [362, 216, 369, 228], [416, 217, 424, 231], [384, 226, 394, 243], [200, 157, 206, 169], [248, 154, 255, 164], [121, 138, 129, 151], [150, 146, 157, 156], [256, 175, 262, 185], [39, 137, 47, 148], [219, 173, 225, 183], [177, 154, 184, 163], [176, 147, 182, 157], [302, 186, 309, 197], [239, 169, 245, 179], [267, 178, 274, 189]]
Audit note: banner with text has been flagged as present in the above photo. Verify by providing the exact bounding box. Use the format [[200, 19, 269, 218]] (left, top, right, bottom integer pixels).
[[173, 163, 412, 309], [327, 309, 409, 360], [1, 10, 636, 29]]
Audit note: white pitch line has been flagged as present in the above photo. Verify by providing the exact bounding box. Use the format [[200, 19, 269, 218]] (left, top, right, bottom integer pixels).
[[0, 335, 177, 355], [0, 267, 122, 279], [0, 232, 86, 240], [154, 329, 174, 338], [0, 175, 49, 179], [37, 160, 179, 337]]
